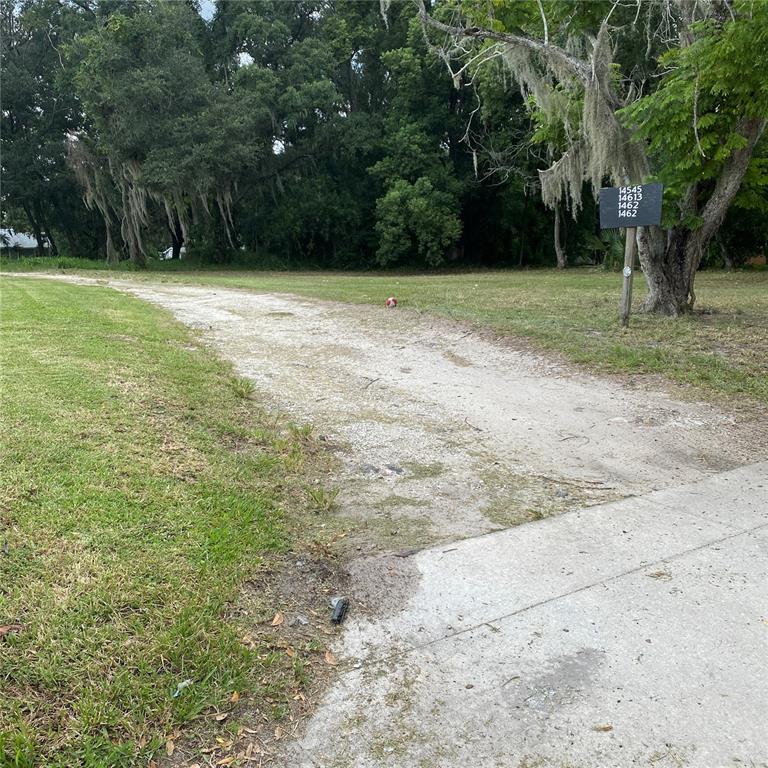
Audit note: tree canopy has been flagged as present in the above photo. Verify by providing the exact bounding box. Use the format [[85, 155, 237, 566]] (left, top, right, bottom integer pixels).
[[1, 0, 765, 309]]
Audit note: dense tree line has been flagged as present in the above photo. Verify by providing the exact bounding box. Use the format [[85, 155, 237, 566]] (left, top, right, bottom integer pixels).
[[2, 1, 766, 306]]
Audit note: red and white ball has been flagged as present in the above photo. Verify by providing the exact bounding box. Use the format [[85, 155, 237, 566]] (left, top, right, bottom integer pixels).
[[385, 296, 398, 308]]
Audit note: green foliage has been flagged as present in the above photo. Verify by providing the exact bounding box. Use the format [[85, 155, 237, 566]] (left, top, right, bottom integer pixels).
[[66, 1, 257, 263], [620, 0, 768, 206], [0, 729, 36, 768], [2, 0, 575, 270], [368, 34, 466, 266], [305, 486, 340, 514], [0, 0, 99, 256], [3, 0, 766, 271], [375, 178, 463, 266], [229, 376, 256, 399], [715, 196, 768, 267]]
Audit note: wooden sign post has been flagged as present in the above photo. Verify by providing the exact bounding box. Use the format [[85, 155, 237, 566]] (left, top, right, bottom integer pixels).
[[619, 228, 637, 328], [599, 183, 663, 327]]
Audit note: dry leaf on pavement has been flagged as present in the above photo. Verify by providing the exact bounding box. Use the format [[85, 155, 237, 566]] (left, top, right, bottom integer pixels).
[[271, 612, 284, 627]]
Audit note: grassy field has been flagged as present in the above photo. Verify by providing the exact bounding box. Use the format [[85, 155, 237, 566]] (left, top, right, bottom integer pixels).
[[0, 278, 330, 767], [4, 259, 767, 408]]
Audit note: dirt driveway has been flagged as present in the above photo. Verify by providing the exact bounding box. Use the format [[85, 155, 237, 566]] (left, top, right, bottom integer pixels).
[[117, 280, 758, 541], [23, 275, 768, 767]]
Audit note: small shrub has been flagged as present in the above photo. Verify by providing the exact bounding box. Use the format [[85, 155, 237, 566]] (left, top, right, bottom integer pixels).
[[305, 486, 340, 514], [229, 376, 255, 399]]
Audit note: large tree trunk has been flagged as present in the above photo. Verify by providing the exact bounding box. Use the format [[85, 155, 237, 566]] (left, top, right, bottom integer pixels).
[[22, 201, 46, 257], [105, 225, 121, 265], [35, 202, 58, 257], [638, 117, 766, 315], [170, 212, 184, 260], [637, 225, 693, 315], [553, 204, 566, 269], [127, 240, 146, 268]]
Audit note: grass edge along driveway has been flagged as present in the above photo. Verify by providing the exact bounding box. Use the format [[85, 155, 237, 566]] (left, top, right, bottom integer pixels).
[[0, 278, 328, 767]]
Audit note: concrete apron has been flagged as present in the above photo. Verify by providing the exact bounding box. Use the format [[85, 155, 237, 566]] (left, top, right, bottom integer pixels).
[[290, 462, 768, 767]]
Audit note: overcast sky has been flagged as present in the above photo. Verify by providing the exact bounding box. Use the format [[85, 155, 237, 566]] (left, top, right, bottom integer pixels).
[[199, 0, 215, 21]]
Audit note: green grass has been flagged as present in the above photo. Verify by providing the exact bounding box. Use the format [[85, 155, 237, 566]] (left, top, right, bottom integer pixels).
[[0, 278, 319, 766], [4, 260, 765, 407], [1, 256, 136, 272]]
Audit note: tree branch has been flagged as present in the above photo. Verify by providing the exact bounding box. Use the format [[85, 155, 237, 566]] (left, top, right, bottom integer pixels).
[[62, 0, 96, 16], [695, 117, 766, 248], [416, 0, 593, 85], [536, 0, 549, 45]]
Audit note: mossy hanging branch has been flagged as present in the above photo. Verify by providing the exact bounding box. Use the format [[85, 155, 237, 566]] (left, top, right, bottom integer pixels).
[[68, 135, 236, 265]]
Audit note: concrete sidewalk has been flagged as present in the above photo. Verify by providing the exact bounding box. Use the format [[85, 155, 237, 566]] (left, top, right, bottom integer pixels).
[[291, 462, 768, 767]]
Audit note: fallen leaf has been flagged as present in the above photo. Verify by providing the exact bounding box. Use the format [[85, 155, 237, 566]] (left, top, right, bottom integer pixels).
[[274, 725, 284, 740], [165, 739, 175, 757], [286, 646, 295, 658], [271, 611, 284, 627], [0, 624, 23, 637], [148, 763, 158, 768], [292, 691, 306, 702], [230, 691, 240, 704], [592, 724, 614, 732], [214, 712, 229, 722], [324, 649, 337, 666], [217, 758, 235, 767]]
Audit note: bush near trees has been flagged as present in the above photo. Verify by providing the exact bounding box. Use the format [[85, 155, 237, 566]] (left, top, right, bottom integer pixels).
[[1, 0, 766, 310]]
